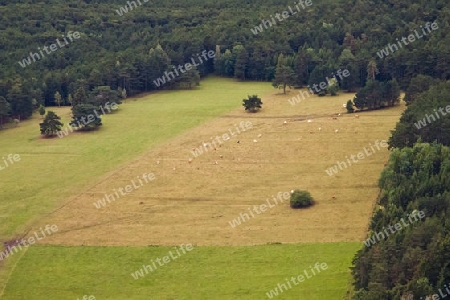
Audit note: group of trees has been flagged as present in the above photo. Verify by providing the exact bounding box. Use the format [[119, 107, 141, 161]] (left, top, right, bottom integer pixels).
[[352, 143, 450, 299], [39, 86, 123, 137], [352, 65, 450, 298], [0, 81, 34, 127], [348, 79, 401, 112], [388, 79, 450, 149]]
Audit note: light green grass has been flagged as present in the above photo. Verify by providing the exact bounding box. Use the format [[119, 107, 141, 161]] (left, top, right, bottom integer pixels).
[[0, 76, 274, 238], [1, 242, 360, 299]]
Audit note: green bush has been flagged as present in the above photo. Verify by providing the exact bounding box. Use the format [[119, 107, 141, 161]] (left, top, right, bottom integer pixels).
[[346, 100, 355, 113], [290, 190, 314, 208], [242, 95, 263, 113]]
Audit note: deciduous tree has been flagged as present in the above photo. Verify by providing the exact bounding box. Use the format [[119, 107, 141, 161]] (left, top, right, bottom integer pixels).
[[54, 91, 62, 107]]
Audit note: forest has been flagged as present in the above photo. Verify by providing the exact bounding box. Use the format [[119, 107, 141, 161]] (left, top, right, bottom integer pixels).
[[0, 0, 449, 122], [352, 141, 450, 299], [351, 71, 450, 299]]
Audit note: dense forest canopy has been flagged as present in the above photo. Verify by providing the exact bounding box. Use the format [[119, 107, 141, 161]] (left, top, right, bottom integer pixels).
[[0, 0, 449, 119], [352, 142, 450, 299]]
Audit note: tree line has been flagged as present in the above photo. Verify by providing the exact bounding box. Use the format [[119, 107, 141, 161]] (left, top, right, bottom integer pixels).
[[351, 75, 450, 298], [0, 0, 449, 127]]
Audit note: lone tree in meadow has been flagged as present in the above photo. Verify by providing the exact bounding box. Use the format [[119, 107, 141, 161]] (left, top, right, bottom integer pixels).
[[40, 111, 63, 137], [243, 95, 263, 113], [290, 190, 315, 209]]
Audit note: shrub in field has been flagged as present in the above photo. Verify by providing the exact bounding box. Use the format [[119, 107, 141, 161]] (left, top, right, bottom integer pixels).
[[346, 100, 355, 113], [290, 190, 314, 208], [242, 95, 263, 112]]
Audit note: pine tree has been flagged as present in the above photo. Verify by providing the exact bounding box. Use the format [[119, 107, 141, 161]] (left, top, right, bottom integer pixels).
[[272, 54, 297, 94], [40, 111, 63, 137]]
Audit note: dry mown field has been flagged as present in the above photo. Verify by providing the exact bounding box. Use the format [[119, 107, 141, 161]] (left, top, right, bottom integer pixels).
[[28, 89, 404, 246]]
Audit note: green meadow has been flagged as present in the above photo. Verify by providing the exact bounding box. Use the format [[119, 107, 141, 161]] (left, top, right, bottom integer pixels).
[[1, 243, 360, 299], [0, 77, 273, 238]]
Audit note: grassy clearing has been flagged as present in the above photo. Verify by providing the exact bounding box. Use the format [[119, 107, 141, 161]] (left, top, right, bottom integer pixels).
[[0, 77, 273, 239], [30, 88, 404, 247], [1, 242, 360, 300]]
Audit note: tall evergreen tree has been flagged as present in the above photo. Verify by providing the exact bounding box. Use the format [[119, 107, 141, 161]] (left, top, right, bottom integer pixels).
[[40, 111, 63, 137], [272, 54, 297, 94]]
